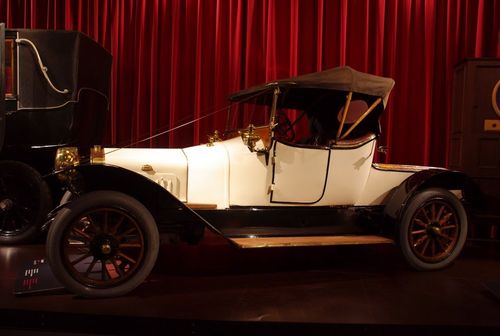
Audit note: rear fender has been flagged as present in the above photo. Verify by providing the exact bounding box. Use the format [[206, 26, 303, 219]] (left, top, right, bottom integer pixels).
[[50, 164, 221, 241], [384, 169, 481, 223]]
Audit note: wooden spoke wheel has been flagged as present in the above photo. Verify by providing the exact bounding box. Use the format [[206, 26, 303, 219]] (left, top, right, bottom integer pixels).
[[409, 200, 459, 263], [47, 191, 159, 297], [399, 188, 467, 271], [62, 208, 145, 289]]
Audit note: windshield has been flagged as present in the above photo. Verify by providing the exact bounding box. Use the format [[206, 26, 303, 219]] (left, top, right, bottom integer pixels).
[[226, 94, 272, 132], [226, 87, 383, 146], [224, 91, 311, 143]]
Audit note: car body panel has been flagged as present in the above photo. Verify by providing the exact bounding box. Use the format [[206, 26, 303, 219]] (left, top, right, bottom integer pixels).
[[225, 136, 272, 207], [104, 148, 188, 202], [183, 142, 230, 207], [383, 168, 478, 221], [357, 167, 414, 206], [102, 135, 440, 210], [327, 139, 376, 205], [271, 141, 330, 204]]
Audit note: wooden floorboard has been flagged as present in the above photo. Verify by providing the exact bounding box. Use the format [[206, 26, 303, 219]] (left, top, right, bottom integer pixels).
[[231, 235, 394, 248]]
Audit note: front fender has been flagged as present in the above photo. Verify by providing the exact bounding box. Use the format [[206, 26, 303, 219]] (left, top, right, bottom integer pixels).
[[384, 169, 481, 222], [48, 164, 222, 240]]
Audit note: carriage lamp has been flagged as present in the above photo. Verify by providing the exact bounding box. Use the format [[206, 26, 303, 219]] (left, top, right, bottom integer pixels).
[[54, 147, 80, 171]]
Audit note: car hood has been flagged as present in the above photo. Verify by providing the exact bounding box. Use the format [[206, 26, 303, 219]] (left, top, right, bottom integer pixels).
[[104, 147, 188, 201]]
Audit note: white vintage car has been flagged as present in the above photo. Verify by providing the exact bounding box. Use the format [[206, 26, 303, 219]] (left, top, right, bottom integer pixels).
[[47, 66, 476, 297]]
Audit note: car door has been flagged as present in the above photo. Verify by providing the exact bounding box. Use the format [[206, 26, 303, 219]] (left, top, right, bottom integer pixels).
[[270, 141, 330, 204]]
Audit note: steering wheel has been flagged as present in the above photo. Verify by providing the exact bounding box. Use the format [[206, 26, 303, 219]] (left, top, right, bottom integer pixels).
[[273, 110, 295, 142]]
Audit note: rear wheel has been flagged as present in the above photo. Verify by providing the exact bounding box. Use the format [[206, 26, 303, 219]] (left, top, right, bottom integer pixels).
[[0, 161, 52, 244], [399, 188, 467, 271], [47, 190, 159, 297]]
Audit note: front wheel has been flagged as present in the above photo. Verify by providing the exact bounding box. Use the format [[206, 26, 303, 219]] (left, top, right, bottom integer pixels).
[[46, 190, 160, 297], [399, 188, 467, 271], [0, 161, 52, 244]]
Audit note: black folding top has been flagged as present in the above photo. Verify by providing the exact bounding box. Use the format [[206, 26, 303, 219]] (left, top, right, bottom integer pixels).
[[228, 66, 395, 106]]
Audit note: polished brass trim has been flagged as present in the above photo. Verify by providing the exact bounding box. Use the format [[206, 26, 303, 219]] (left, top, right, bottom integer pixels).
[[484, 119, 500, 132], [492, 79, 500, 118], [90, 145, 105, 164], [340, 97, 382, 140], [240, 124, 260, 152], [372, 163, 443, 173], [207, 130, 222, 146], [336, 91, 353, 141], [54, 147, 80, 171], [491, 80, 500, 118], [231, 235, 394, 248], [240, 124, 271, 153], [141, 164, 154, 172]]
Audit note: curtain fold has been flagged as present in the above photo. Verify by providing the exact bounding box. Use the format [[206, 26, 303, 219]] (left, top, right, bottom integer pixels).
[[0, 0, 498, 166]]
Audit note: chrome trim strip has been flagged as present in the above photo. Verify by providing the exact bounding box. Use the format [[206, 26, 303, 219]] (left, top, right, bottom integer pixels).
[[372, 163, 445, 173]]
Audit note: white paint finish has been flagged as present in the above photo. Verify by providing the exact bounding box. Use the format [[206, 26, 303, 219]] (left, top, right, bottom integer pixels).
[[325, 140, 376, 205], [102, 137, 435, 209], [272, 142, 330, 203], [225, 137, 272, 206], [182, 142, 230, 208], [103, 148, 188, 201], [225, 137, 381, 207], [146, 173, 181, 197], [356, 167, 414, 205]]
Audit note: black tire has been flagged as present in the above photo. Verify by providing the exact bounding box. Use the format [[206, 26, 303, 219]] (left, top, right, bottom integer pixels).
[[0, 160, 52, 244], [399, 188, 467, 271], [46, 190, 160, 297]]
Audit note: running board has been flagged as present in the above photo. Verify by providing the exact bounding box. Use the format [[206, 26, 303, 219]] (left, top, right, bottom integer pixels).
[[230, 235, 394, 249]]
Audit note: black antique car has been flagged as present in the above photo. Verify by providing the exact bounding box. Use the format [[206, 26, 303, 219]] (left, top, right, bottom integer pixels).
[[0, 23, 111, 244]]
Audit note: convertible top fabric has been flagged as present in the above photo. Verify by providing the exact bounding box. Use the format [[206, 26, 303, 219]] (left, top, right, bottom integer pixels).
[[228, 66, 395, 106]]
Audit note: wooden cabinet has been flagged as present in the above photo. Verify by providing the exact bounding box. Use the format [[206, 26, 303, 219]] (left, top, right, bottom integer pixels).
[[450, 58, 500, 238]]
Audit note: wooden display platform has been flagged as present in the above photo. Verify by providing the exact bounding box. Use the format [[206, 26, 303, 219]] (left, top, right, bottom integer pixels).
[[1, 234, 500, 335]]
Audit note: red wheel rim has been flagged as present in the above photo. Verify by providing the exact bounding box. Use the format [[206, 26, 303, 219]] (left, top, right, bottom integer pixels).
[[61, 208, 145, 288], [408, 199, 460, 264]]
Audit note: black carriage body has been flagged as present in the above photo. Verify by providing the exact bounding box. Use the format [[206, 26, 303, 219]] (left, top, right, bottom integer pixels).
[[0, 23, 111, 173]]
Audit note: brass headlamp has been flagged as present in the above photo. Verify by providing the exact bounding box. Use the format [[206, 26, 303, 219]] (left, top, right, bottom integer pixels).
[[54, 147, 80, 171]]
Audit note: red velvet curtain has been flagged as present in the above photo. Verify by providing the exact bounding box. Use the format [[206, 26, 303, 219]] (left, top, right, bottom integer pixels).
[[1, 0, 499, 166]]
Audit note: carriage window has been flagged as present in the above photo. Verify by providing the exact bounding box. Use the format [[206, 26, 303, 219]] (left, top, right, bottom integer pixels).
[[4, 39, 16, 99]]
